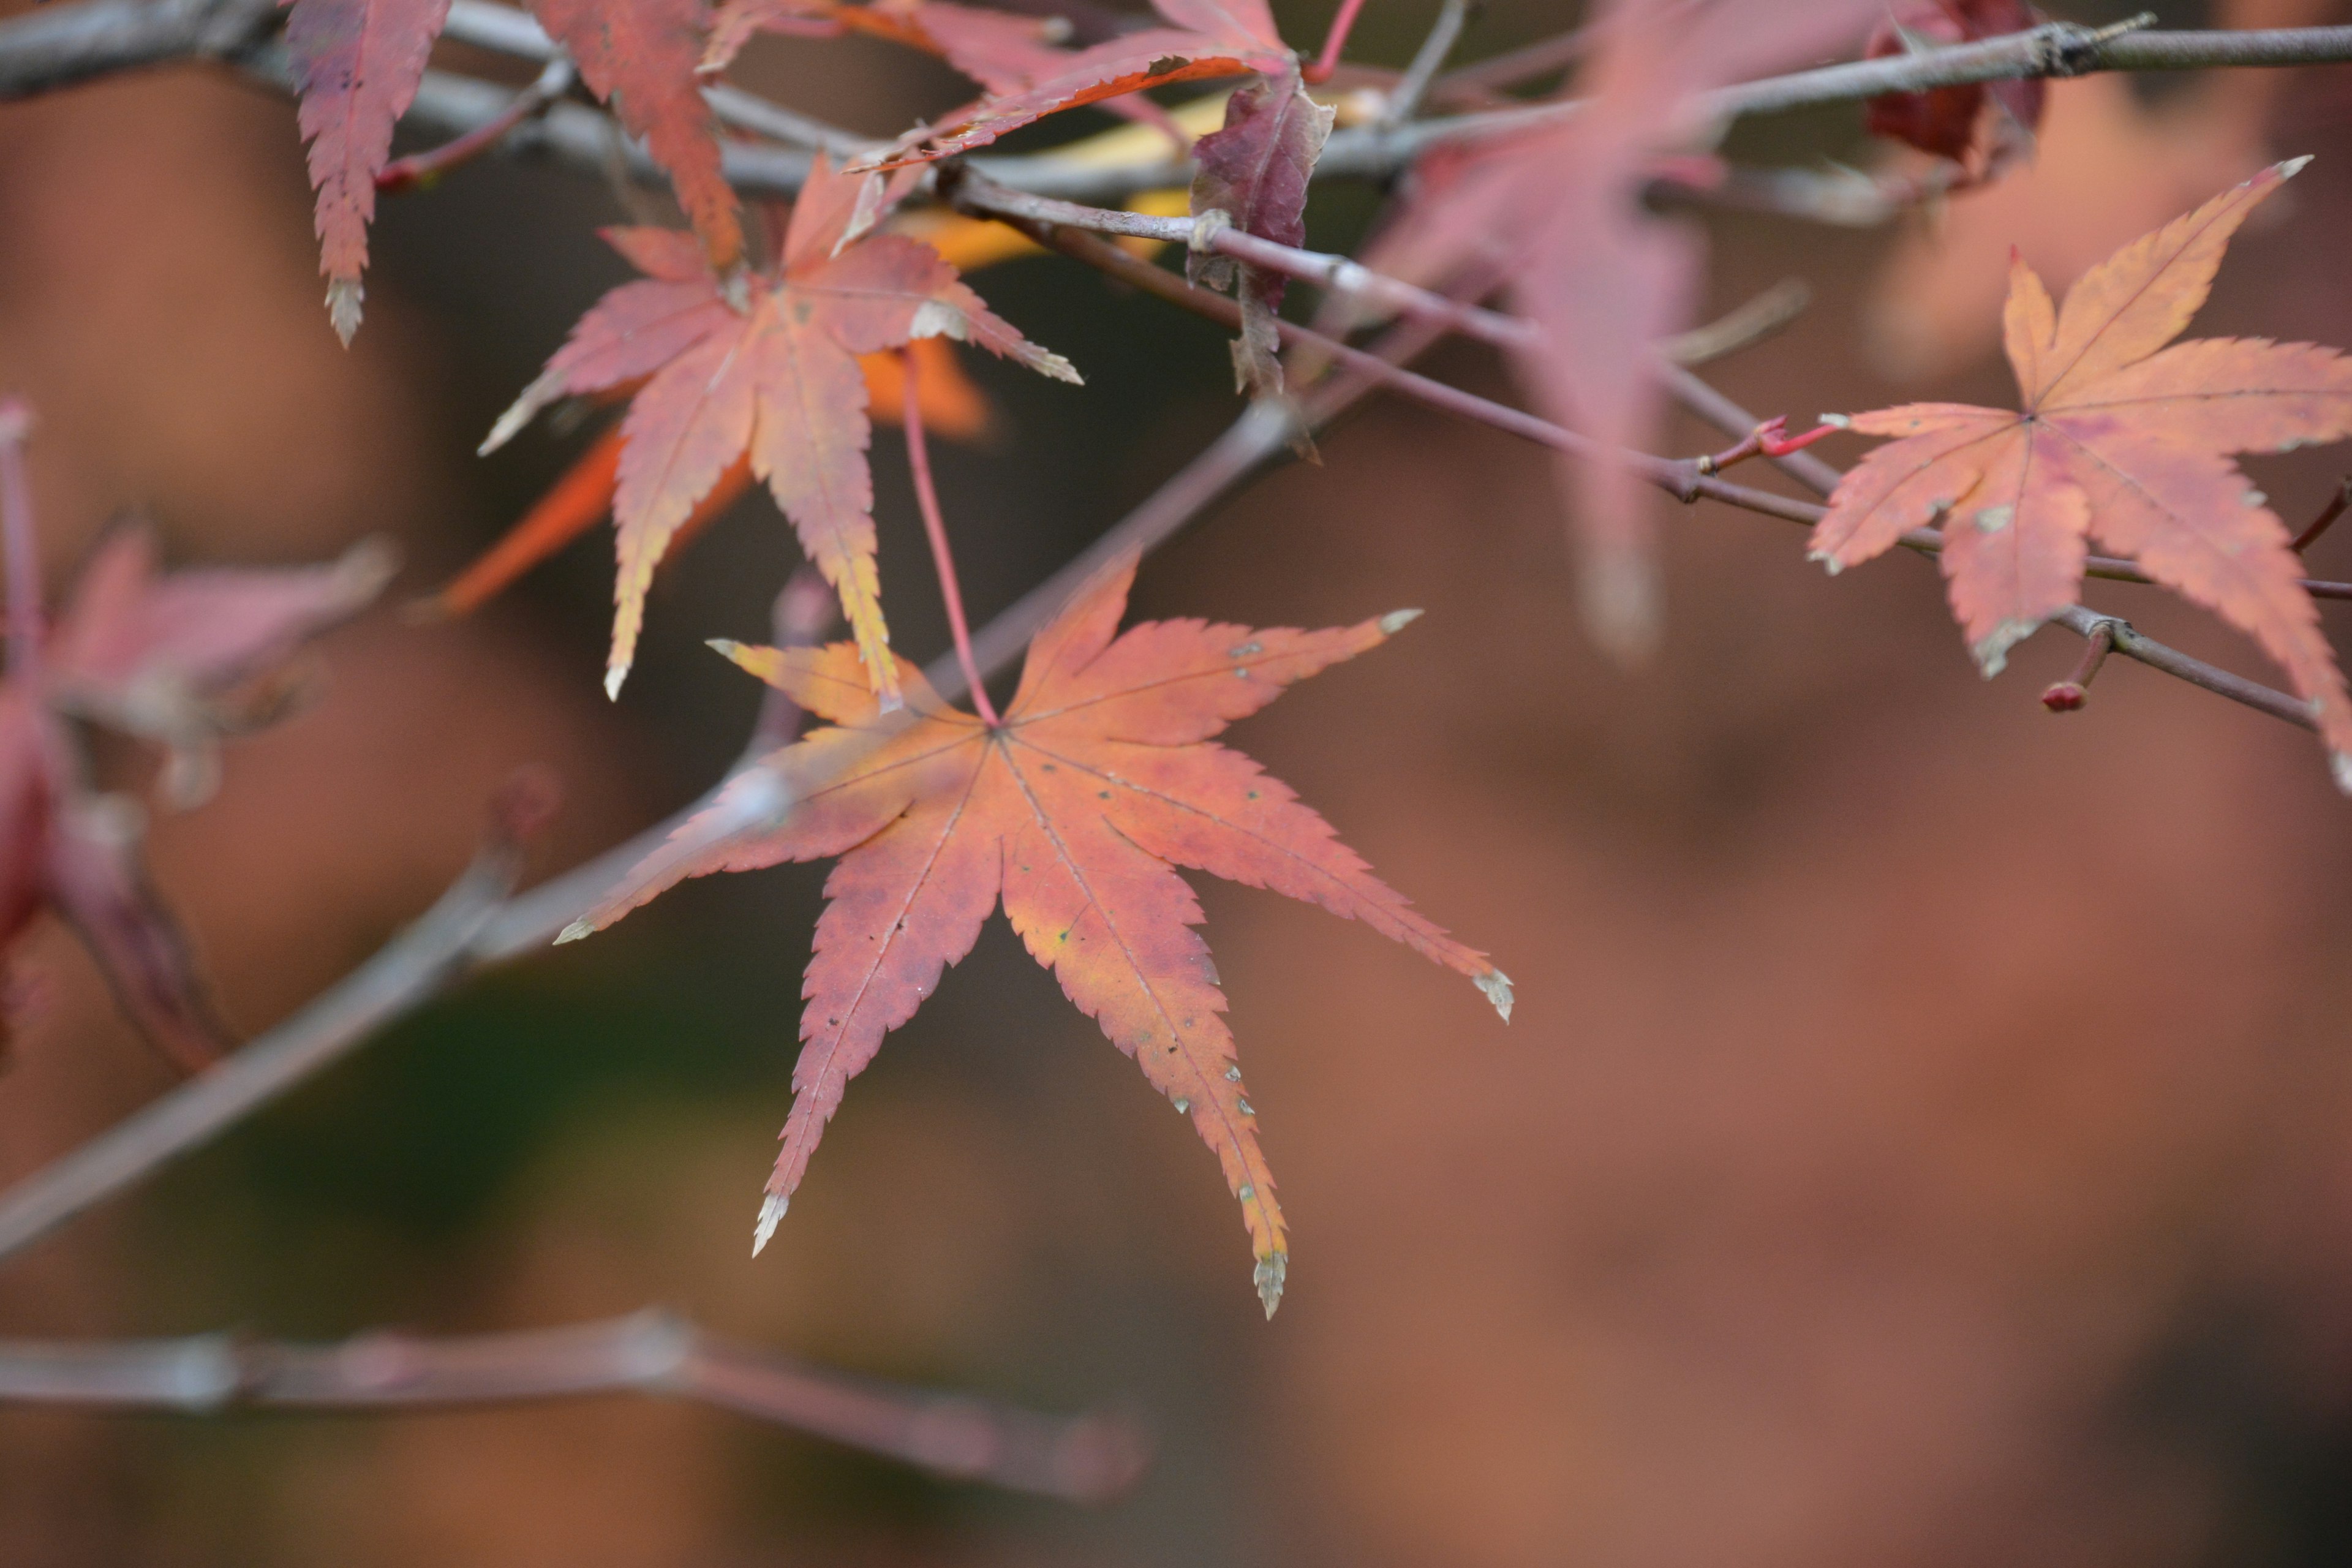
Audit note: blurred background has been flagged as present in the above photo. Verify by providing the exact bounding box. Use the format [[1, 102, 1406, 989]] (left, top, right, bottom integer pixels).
[[6, 0, 2352, 1562]]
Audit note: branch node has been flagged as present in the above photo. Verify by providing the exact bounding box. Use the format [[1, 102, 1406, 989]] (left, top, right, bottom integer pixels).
[[2043, 616, 2123, 712]]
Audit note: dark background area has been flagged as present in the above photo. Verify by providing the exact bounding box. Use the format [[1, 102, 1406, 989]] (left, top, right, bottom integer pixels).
[[7, 2, 2352, 1563]]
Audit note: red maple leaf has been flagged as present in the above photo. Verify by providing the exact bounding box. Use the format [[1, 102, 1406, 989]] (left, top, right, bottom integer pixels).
[[851, 0, 1293, 169], [558, 556, 1511, 1314], [1811, 162, 2352, 786], [1, 514, 391, 1067], [483, 156, 1077, 705], [1863, 0, 2046, 170], [281, 0, 744, 342]]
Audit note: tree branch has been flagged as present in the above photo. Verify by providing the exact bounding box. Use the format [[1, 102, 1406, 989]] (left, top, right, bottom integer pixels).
[[0, 1309, 1147, 1501], [1669, 372, 2331, 737], [3, 1, 2350, 209], [0, 300, 1446, 1267]]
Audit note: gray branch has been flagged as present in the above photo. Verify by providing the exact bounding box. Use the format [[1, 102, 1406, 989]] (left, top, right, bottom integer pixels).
[[4, 1, 2351, 206], [0, 1308, 1146, 1501]]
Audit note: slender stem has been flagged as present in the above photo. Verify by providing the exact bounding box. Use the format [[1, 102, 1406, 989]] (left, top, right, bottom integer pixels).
[[1432, 21, 1594, 95], [902, 347, 997, 726], [0, 1310, 1147, 1502], [2041, 621, 2116, 712], [0, 399, 42, 680], [1303, 0, 1370, 86], [744, 567, 838, 758], [1381, 0, 1471, 126], [2294, 477, 2352, 552], [377, 58, 573, 194], [0, 842, 519, 1262], [1657, 279, 1811, 368]]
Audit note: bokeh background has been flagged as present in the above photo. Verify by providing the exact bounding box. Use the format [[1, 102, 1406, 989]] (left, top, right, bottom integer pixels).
[[7, 1, 2352, 1562]]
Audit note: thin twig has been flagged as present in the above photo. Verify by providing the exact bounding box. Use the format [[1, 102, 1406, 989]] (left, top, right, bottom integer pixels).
[[1381, 0, 1473, 127], [1657, 279, 1811, 368], [2294, 476, 2352, 552], [1431, 20, 1594, 96], [0, 399, 42, 680], [902, 347, 998, 726], [6, 0, 2348, 206], [0, 841, 519, 1261], [2042, 620, 2116, 712], [1670, 371, 2329, 737], [744, 567, 837, 758], [0, 1309, 1147, 1502], [377, 57, 573, 194]]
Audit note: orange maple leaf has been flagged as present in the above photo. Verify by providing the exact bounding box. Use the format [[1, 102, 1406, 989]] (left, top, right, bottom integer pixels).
[[483, 158, 1077, 704], [1811, 160, 2352, 786], [559, 557, 1512, 1314]]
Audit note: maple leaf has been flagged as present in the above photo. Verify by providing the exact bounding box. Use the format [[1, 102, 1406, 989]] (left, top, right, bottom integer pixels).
[[1336, 0, 1884, 662], [0, 521, 391, 1068], [281, 0, 454, 342], [45, 524, 396, 805], [280, 0, 745, 337], [483, 158, 1077, 704], [852, 0, 1292, 169], [529, 0, 747, 272], [1811, 160, 2352, 786], [558, 557, 1511, 1314], [1188, 63, 1333, 402], [705, 0, 1194, 145], [1862, 0, 2045, 169], [426, 338, 989, 620]]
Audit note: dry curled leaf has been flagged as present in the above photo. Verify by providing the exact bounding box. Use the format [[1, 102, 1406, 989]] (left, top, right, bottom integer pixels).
[[1189, 63, 1333, 402], [558, 557, 1511, 1315], [483, 157, 1077, 704], [1863, 0, 2045, 169], [1812, 161, 2352, 786]]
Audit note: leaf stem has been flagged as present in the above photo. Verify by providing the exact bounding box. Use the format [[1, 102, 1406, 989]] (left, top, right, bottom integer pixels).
[[1303, 0, 1369, 86], [1, 398, 42, 682], [2041, 621, 2116, 712], [2293, 476, 2352, 552], [902, 347, 998, 726]]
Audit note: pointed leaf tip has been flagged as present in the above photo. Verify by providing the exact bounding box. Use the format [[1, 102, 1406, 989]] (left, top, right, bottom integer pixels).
[[706, 638, 742, 658], [1474, 967, 1513, 1022], [1254, 1251, 1287, 1319], [604, 663, 629, 702], [1378, 608, 1423, 635], [326, 279, 363, 346], [753, 1193, 788, 1255], [555, 919, 592, 945], [2280, 154, 2315, 180]]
